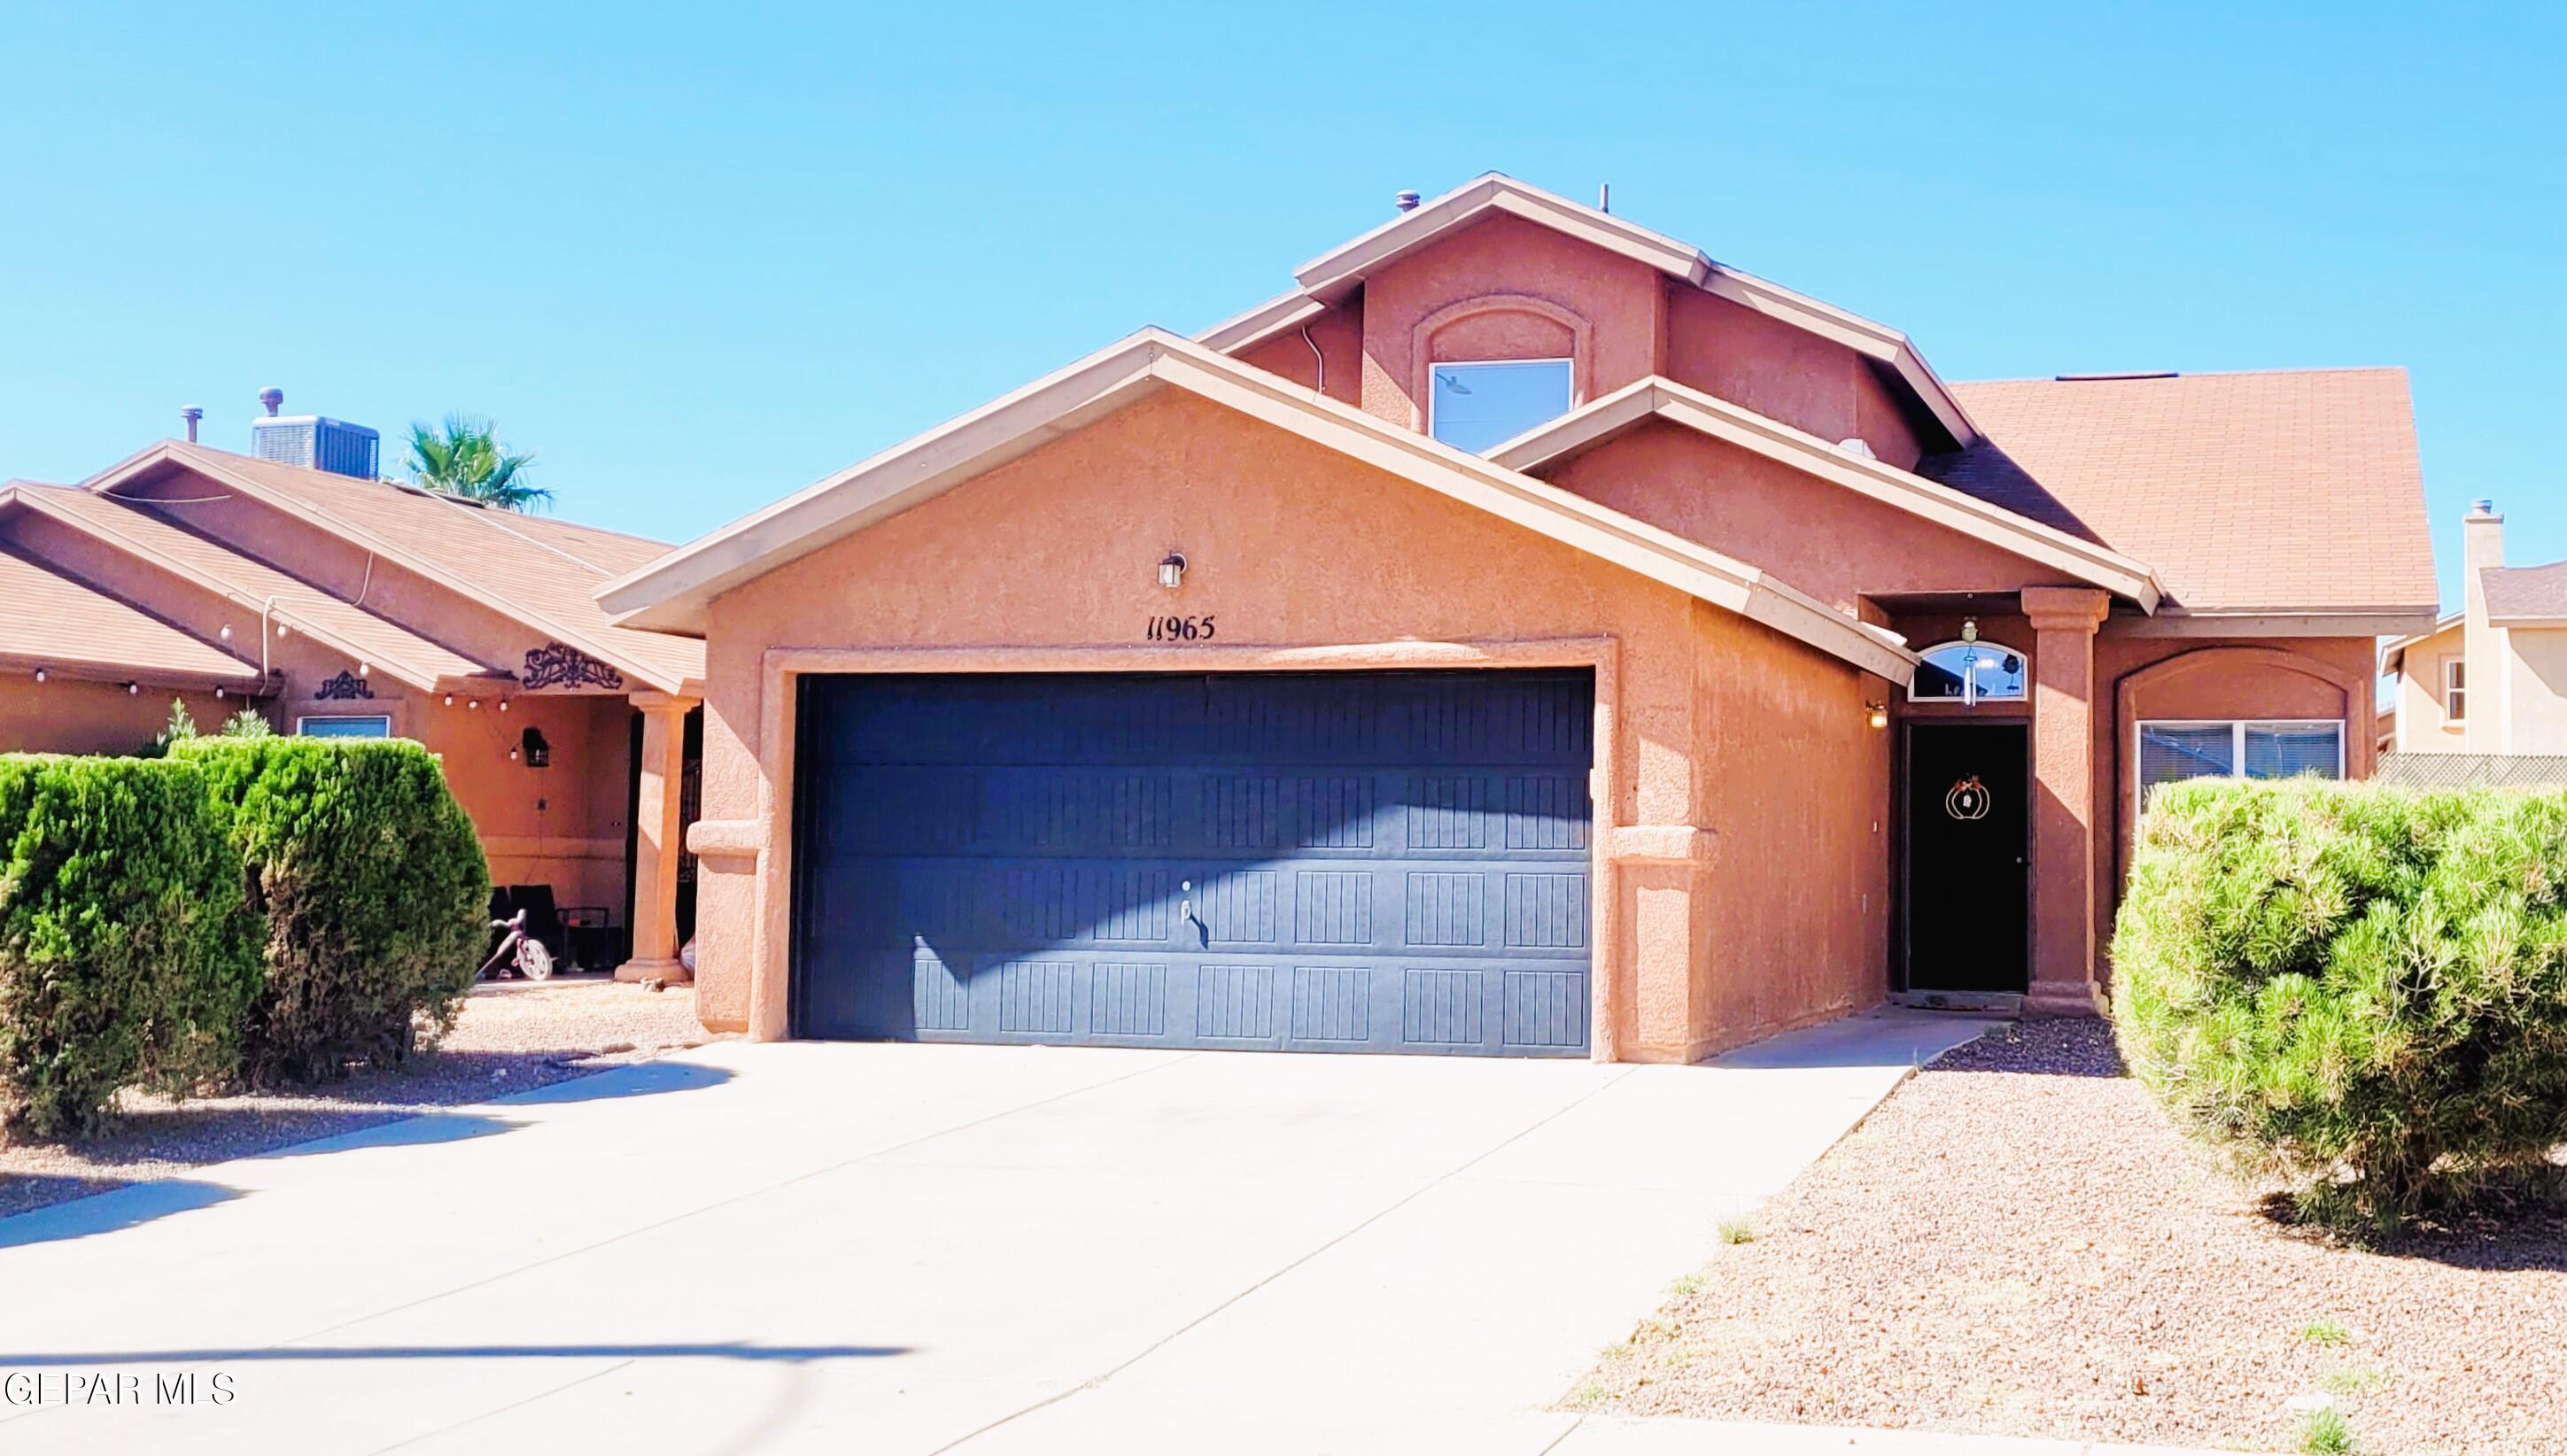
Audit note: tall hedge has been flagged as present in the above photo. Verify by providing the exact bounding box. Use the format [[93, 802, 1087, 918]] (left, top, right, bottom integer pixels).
[[0, 755, 259, 1138], [2113, 778, 2567, 1228], [174, 737, 490, 1085]]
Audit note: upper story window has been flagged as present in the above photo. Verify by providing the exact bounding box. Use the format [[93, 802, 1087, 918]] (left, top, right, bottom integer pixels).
[[2444, 659, 2467, 722], [1428, 359, 1573, 453], [1909, 640, 2028, 706]]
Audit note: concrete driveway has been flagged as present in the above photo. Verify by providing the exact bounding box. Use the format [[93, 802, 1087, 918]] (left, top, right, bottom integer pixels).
[[0, 1010, 1992, 1455]]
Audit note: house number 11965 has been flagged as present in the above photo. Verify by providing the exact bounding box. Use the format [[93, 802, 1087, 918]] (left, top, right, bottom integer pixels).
[[1144, 615, 1216, 642]]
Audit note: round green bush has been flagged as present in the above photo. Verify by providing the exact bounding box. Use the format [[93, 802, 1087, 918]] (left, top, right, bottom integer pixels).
[[0, 755, 260, 1139], [174, 737, 491, 1085], [2113, 778, 2567, 1228]]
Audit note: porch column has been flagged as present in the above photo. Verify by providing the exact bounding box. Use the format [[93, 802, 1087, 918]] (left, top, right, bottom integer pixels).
[[2021, 587, 2111, 1017], [617, 690, 700, 983]]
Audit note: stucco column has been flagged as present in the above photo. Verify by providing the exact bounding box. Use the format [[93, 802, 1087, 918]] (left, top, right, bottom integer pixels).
[[2021, 587, 2111, 1018], [617, 691, 699, 983]]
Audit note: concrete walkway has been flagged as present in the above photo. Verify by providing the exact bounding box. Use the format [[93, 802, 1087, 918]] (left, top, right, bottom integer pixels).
[[0, 1010, 1996, 1454]]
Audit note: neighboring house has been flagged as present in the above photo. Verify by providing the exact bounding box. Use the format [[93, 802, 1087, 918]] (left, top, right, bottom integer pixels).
[[0, 419, 705, 980], [2382, 499, 2567, 756], [593, 173, 2438, 1062]]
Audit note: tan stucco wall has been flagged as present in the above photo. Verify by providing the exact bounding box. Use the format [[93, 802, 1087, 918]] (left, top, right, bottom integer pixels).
[[0, 679, 235, 756], [423, 693, 632, 914], [1546, 421, 2075, 614], [2392, 619, 2465, 751], [688, 387, 1889, 1058]]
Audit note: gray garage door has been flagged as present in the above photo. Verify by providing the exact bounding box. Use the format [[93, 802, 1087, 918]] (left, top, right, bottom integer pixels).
[[789, 670, 1594, 1056]]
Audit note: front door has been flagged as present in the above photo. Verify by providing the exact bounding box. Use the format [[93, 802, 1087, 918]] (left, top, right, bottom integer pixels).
[[1904, 722, 2029, 994]]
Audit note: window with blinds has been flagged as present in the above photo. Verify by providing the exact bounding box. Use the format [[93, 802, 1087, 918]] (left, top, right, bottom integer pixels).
[[2137, 719, 2344, 813]]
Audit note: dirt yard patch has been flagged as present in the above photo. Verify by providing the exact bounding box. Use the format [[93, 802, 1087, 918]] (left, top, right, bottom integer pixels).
[[1574, 1019, 2567, 1456], [0, 978, 725, 1220]]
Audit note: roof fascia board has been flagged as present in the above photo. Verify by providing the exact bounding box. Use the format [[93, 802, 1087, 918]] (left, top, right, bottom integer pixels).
[[2379, 610, 2464, 673], [1292, 175, 1712, 303], [103, 447, 682, 693], [2106, 609, 2440, 639], [0, 483, 449, 691], [1490, 378, 2160, 611], [1195, 289, 1330, 354], [0, 647, 262, 693]]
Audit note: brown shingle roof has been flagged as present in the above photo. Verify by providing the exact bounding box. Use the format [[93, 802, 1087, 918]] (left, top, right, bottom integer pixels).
[[15, 484, 487, 688], [1919, 368, 2436, 616], [0, 544, 258, 685], [155, 445, 703, 690], [2481, 562, 2567, 621]]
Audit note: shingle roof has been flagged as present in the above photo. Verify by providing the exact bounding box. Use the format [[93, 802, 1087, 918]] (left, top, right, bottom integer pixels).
[[14, 484, 486, 688], [150, 445, 703, 690], [2479, 563, 2567, 621], [1918, 368, 2436, 616], [0, 544, 259, 685]]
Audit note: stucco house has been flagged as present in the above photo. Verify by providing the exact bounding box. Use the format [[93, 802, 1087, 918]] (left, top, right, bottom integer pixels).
[[576, 174, 2433, 1062], [0, 419, 705, 980], [2383, 499, 2567, 757]]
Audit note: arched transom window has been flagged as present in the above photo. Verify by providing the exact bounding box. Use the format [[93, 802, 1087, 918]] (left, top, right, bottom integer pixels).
[[1910, 640, 2028, 705]]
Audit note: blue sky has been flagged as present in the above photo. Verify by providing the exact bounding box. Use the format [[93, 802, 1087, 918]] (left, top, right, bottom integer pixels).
[[3, 3, 2557, 612]]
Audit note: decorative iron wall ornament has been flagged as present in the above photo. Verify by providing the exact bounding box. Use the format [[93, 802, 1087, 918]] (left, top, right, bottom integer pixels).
[[521, 643, 624, 692], [1944, 775, 1991, 821], [314, 670, 375, 701]]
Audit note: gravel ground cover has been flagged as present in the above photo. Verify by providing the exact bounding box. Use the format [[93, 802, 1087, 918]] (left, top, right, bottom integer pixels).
[[0, 978, 725, 1220], [1574, 1019, 2567, 1455]]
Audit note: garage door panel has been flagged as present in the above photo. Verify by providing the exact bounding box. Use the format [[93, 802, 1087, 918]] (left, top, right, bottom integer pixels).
[[792, 671, 1594, 1057]]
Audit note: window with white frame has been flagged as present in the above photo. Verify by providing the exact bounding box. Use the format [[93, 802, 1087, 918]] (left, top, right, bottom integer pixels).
[[2444, 659, 2467, 722], [1908, 640, 2029, 705], [1427, 359, 1573, 452], [296, 714, 392, 739], [2136, 719, 2345, 811]]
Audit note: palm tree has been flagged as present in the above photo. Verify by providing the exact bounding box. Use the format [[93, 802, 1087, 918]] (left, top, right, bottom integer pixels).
[[403, 413, 551, 512]]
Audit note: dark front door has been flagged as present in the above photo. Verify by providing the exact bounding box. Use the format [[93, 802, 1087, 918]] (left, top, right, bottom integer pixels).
[[1904, 722, 2029, 994], [789, 669, 1596, 1056]]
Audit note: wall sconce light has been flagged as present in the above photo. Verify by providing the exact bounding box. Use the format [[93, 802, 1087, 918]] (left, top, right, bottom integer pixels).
[[1866, 701, 1888, 730], [1157, 552, 1187, 590], [520, 727, 551, 768]]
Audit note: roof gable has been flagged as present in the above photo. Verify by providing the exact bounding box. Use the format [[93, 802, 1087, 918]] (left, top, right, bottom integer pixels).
[[598, 329, 1918, 682], [1489, 377, 2162, 610], [0, 538, 260, 689], [1200, 174, 1978, 450]]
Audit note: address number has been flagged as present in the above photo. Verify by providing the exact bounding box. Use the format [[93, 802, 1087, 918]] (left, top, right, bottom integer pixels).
[[1145, 615, 1216, 642]]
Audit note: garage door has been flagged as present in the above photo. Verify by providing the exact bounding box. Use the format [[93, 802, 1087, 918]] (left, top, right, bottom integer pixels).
[[790, 670, 1594, 1056]]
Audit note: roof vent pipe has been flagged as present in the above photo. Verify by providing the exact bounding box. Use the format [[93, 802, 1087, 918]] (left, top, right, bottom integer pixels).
[[2471, 498, 2497, 517], [1393, 190, 1421, 213], [258, 387, 284, 416], [181, 406, 203, 443], [1598, 182, 1610, 213]]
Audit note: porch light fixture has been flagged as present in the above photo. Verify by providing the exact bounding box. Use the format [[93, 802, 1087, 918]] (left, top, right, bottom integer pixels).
[[520, 727, 551, 768], [1866, 702, 1888, 730], [1157, 552, 1187, 590]]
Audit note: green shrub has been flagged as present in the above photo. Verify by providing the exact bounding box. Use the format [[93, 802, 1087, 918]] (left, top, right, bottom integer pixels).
[[0, 755, 259, 1138], [2113, 778, 2567, 1228], [174, 737, 489, 1085]]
